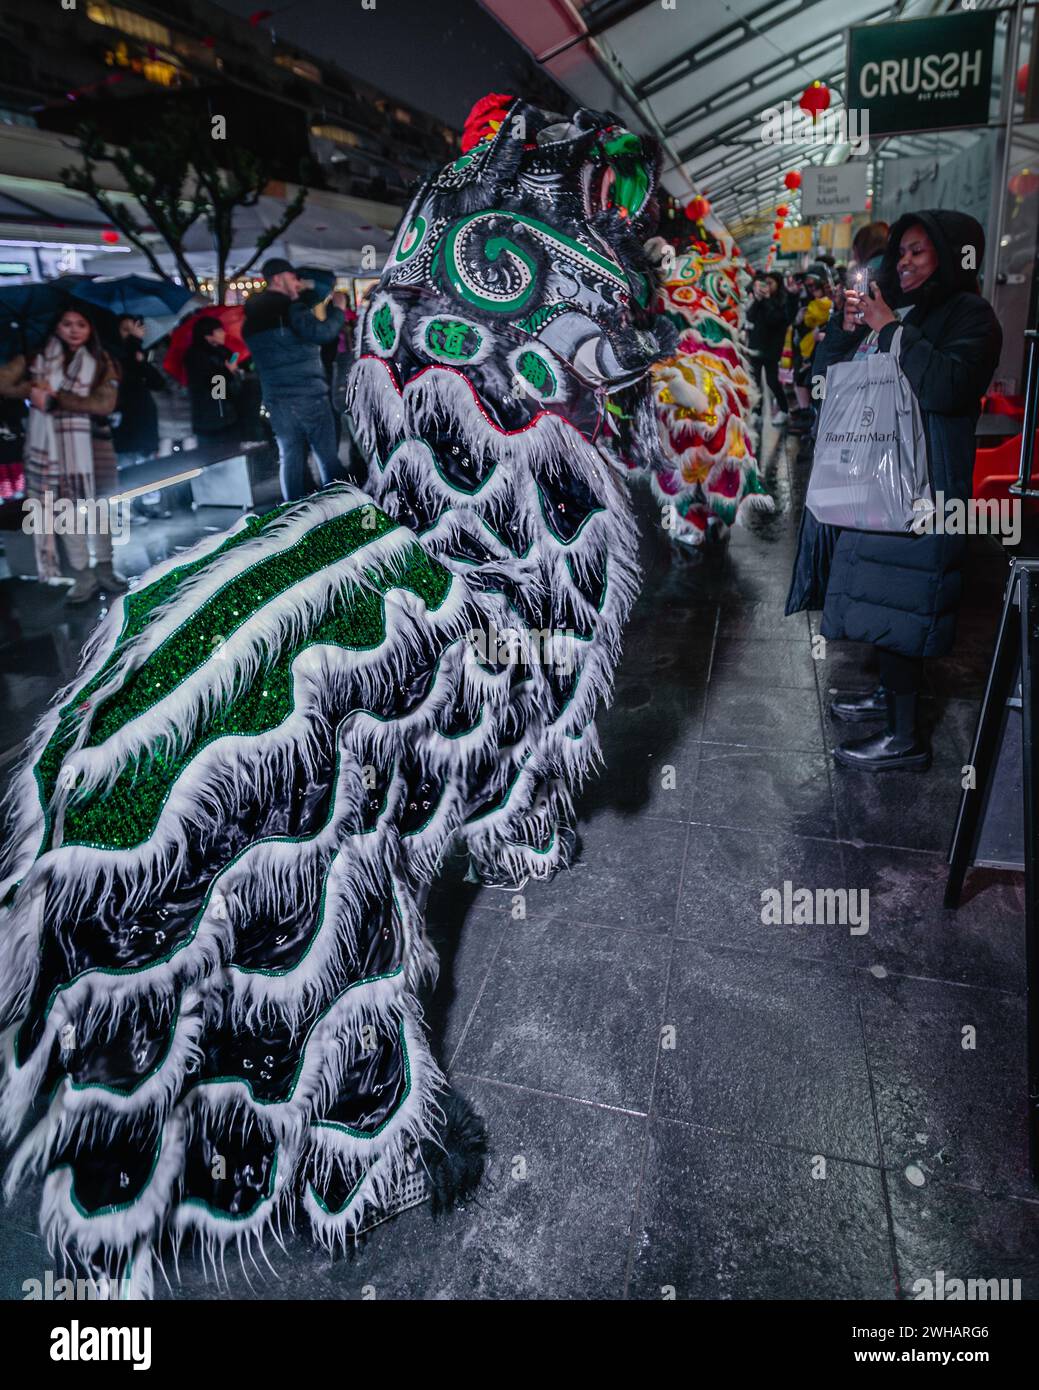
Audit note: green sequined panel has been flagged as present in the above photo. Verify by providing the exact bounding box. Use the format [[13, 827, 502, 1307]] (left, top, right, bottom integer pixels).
[[34, 505, 295, 840], [32, 500, 450, 854], [59, 544, 449, 852]]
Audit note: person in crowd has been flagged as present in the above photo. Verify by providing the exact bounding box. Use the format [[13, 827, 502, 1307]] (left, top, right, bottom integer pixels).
[[113, 314, 165, 462], [746, 271, 789, 425], [788, 262, 832, 436], [243, 257, 346, 502], [185, 315, 241, 441], [830, 224, 890, 340], [0, 388, 26, 501], [0, 308, 125, 603], [787, 210, 1002, 771], [850, 221, 890, 280]]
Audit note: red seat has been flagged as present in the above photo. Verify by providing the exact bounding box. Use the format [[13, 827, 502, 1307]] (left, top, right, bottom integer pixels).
[[973, 429, 1039, 516]]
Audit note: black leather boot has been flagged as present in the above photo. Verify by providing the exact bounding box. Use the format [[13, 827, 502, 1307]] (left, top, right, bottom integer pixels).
[[830, 685, 888, 722], [834, 692, 930, 772]]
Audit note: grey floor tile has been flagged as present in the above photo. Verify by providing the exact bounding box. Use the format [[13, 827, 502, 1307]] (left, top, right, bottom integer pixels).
[[0, 1179, 48, 1301], [656, 942, 879, 1162], [703, 677, 826, 753], [161, 1078, 646, 1301], [720, 600, 809, 641], [858, 970, 1031, 1196], [841, 845, 1025, 991], [694, 743, 836, 838], [890, 1180, 1039, 1301], [832, 751, 964, 854], [424, 903, 509, 1067], [677, 824, 851, 962], [524, 809, 689, 933], [453, 917, 670, 1110], [628, 1121, 894, 1299], [590, 685, 703, 818]]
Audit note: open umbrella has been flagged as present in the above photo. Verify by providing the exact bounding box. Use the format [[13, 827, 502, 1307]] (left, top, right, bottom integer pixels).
[[163, 304, 248, 385], [71, 274, 195, 321], [297, 265, 336, 308], [140, 307, 208, 349], [0, 282, 69, 360]]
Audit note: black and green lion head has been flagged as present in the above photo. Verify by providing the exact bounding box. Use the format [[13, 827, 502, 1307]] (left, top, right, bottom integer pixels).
[[358, 96, 665, 438]]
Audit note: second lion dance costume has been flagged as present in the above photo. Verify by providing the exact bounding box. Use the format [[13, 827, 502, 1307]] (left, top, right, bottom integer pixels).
[[0, 97, 666, 1295], [629, 224, 772, 546]]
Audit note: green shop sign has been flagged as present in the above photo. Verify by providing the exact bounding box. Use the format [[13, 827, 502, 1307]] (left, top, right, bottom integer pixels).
[[847, 10, 996, 136]]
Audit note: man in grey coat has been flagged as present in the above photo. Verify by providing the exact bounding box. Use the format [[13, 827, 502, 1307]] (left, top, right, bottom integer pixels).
[[244, 258, 346, 501]]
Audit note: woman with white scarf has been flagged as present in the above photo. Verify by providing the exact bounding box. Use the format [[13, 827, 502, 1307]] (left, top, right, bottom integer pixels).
[[0, 308, 126, 603]]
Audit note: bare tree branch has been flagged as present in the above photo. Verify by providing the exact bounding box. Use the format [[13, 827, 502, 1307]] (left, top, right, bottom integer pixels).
[[61, 118, 311, 303]]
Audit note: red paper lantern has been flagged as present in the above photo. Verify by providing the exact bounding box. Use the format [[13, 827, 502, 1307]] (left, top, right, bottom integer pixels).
[[1009, 168, 1039, 200], [799, 81, 831, 119], [100, 229, 119, 245], [784, 170, 802, 191], [776, 204, 789, 217], [685, 195, 711, 222]]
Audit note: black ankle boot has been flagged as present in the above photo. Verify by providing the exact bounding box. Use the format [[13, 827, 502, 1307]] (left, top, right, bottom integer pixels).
[[830, 685, 888, 722], [834, 691, 930, 771]]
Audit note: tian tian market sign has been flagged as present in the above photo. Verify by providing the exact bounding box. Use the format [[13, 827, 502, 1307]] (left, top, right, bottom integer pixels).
[[846, 10, 997, 136], [800, 163, 868, 217]]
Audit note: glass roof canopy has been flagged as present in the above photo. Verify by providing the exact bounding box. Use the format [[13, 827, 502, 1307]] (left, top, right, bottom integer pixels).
[[481, 0, 1009, 252]]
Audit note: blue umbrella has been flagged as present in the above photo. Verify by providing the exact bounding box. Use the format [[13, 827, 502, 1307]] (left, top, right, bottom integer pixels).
[[296, 266, 337, 308], [0, 282, 69, 360], [71, 274, 195, 320]]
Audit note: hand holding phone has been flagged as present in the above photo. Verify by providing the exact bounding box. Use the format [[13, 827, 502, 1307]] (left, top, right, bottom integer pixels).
[[847, 265, 871, 324]]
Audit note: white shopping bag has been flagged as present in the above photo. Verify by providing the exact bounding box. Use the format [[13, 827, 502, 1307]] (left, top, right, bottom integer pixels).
[[806, 326, 932, 533]]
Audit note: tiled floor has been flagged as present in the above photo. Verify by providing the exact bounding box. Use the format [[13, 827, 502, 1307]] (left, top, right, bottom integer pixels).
[[2, 427, 1037, 1301]]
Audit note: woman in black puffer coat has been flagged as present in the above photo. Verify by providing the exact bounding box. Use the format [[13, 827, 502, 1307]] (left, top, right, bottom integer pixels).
[[786, 210, 1003, 772]]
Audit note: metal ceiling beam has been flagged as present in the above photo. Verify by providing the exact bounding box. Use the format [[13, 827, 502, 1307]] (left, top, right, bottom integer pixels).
[[677, 61, 845, 162], [661, 6, 890, 140], [692, 132, 837, 193], [692, 136, 828, 192], [636, 0, 833, 98], [535, 0, 659, 63], [710, 150, 834, 212]]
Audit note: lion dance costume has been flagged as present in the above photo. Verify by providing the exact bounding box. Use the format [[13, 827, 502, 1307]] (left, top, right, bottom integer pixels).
[[0, 97, 663, 1296], [639, 229, 772, 546]]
